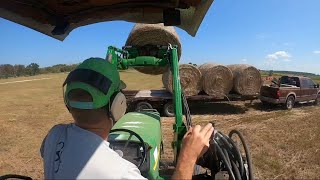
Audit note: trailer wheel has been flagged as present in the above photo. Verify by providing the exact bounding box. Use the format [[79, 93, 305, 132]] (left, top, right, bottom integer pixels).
[[135, 102, 153, 112], [285, 95, 295, 110], [163, 102, 174, 117]]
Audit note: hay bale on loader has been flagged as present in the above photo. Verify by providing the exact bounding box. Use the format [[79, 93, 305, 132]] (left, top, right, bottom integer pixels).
[[162, 64, 202, 96], [126, 23, 182, 75], [199, 63, 233, 98], [227, 64, 262, 95]]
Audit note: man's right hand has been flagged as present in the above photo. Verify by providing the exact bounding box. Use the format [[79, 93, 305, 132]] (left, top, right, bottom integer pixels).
[[172, 123, 214, 180], [180, 123, 214, 160]]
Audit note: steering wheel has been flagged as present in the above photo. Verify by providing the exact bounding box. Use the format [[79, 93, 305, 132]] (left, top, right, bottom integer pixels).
[[0, 174, 32, 180], [109, 128, 147, 169]]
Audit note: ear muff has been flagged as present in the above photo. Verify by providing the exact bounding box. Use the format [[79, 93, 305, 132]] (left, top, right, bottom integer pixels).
[[109, 92, 127, 121]]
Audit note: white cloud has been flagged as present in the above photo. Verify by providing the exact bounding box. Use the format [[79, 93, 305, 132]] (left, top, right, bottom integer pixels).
[[266, 51, 291, 60], [313, 50, 320, 54], [264, 51, 292, 69]]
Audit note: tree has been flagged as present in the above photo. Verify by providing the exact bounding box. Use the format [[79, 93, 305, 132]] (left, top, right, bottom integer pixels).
[[268, 70, 273, 76], [41, 63, 78, 74], [0, 64, 15, 78], [26, 63, 40, 76], [0, 62, 79, 79], [14, 64, 26, 77]]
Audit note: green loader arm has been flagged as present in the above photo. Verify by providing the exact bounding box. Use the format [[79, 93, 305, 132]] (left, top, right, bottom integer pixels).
[[107, 45, 187, 164]]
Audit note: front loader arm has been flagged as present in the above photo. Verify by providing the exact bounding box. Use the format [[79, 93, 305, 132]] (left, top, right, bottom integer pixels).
[[107, 45, 186, 164]]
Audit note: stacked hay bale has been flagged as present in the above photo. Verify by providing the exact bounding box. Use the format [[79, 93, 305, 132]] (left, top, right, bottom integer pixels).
[[162, 64, 202, 96], [125, 23, 262, 97], [227, 64, 262, 95], [199, 63, 233, 98], [126, 23, 181, 75]]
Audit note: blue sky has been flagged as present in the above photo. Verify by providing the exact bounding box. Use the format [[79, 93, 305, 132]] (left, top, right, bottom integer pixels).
[[0, 0, 320, 74]]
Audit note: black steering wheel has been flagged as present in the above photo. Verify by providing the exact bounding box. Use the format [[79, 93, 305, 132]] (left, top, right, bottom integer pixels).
[[0, 174, 32, 180], [109, 128, 147, 169]]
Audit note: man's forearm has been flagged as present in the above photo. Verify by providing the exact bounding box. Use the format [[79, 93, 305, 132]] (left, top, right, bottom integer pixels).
[[172, 152, 197, 180]]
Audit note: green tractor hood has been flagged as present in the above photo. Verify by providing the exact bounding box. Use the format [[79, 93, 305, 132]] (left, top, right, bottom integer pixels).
[[0, 0, 214, 40]]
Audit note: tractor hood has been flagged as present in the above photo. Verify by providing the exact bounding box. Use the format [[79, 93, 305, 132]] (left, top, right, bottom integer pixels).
[[0, 0, 214, 40]]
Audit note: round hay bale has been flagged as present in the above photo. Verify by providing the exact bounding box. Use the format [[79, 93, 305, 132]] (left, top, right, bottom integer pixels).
[[126, 23, 182, 75], [199, 63, 233, 98], [226, 64, 262, 95], [162, 64, 202, 96]]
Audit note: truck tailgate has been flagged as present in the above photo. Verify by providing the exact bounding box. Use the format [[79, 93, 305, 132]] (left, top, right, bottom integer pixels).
[[260, 86, 279, 98]]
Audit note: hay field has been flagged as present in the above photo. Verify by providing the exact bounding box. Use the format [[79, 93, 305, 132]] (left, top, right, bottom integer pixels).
[[0, 70, 319, 179]]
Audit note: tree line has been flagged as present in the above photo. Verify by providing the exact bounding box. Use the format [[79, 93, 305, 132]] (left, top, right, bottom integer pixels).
[[0, 63, 79, 79], [260, 70, 320, 79]]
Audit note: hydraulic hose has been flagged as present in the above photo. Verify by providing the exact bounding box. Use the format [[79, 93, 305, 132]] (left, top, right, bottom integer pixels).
[[180, 93, 252, 180], [182, 93, 192, 128], [166, 45, 253, 179], [214, 140, 236, 180], [229, 130, 254, 180], [223, 133, 244, 177], [212, 130, 253, 180], [180, 90, 252, 180]]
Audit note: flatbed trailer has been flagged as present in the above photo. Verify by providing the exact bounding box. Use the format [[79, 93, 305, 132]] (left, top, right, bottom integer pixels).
[[123, 89, 259, 117]]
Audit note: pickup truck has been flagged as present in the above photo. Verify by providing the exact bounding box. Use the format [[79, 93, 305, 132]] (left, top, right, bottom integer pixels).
[[260, 76, 320, 109]]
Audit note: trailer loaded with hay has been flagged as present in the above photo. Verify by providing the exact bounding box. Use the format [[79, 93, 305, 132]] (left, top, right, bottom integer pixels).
[[123, 61, 261, 117], [123, 89, 259, 117], [122, 24, 261, 116]]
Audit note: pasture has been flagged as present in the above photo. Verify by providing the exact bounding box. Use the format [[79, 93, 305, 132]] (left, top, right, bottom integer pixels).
[[0, 71, 319, 179]]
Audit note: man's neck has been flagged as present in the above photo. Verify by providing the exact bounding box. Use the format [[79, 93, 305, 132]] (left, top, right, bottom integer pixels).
[[75, 122, 111, 140]]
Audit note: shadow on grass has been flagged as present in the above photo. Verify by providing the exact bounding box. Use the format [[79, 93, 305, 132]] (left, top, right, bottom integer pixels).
[[244, 102, 284, 112], [189, 102, 248, 115], [245, 101, 317, 112]]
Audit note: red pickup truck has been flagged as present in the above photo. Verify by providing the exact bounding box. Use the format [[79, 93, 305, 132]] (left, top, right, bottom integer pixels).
[[260, 76, 320, 109]]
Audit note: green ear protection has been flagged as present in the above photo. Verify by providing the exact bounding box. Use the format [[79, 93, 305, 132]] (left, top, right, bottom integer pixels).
[[62, 58, 127, 121]]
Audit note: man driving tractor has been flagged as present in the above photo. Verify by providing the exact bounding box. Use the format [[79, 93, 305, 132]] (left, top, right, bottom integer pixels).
[[40, 57, 214, 179], [0, 1, 255, 179]]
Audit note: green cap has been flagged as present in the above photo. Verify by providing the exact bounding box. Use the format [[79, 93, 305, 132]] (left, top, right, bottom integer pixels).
[[64, 57, 123, 109]]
